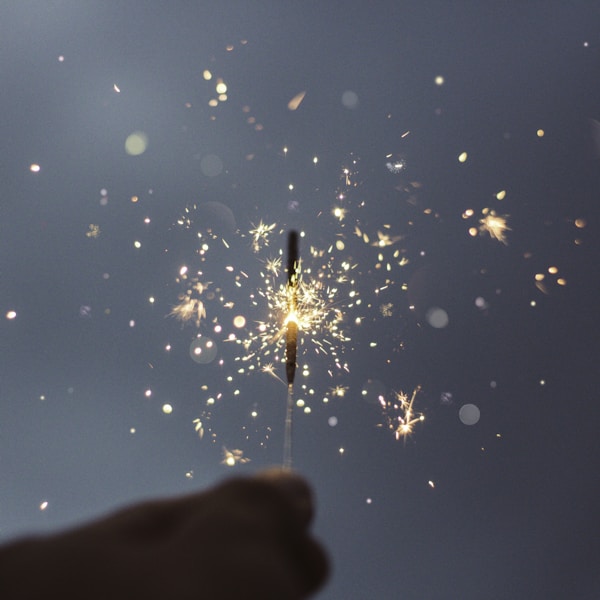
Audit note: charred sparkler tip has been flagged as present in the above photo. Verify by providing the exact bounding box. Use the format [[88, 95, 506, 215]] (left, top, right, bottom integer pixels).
[[286, 317, 298, 385], [287, 230, 299, 286]]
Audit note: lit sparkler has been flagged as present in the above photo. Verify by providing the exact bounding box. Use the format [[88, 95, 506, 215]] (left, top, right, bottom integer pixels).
[[284, 230, 299, 469]]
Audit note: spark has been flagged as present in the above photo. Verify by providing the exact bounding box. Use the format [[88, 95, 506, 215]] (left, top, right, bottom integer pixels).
[[261, 363, 286, 385], [193, 418, 204, 439], [332, 206, 346, 221], [288, 90, 307, 111], [249, 220, 277, 252], [264, 256, 282, 276], [86, 224, 100, 238], [379, 386, 425, 440], [221, 447, 250, 466], [329, 385, 348, 397], [479, 209, 510, 244], [168, 279, 211, 327], [372, 230, 403, 247], [169, 296, 206, 327], [380, 303, 393, 317]]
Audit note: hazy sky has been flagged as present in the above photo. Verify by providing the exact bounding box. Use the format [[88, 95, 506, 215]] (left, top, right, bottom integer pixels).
[[1, 2, 599, 598]]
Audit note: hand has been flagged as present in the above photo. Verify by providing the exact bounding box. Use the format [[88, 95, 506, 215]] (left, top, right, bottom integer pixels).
[[0, 470, 329, 599]]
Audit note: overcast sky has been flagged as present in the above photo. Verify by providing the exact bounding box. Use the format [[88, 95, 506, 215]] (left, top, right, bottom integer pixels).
[[1, 2, 599, 598]]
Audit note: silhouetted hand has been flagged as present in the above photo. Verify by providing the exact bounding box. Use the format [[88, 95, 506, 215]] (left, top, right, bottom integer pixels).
[[0, 470, 329, 599]]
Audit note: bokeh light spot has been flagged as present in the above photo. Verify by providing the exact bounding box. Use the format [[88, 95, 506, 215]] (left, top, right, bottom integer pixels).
[[426, 307, 449, 328], [189, 336, 218, 364], [200, 154, 223, 177], [233, 315, 246, 328], [459, 403, 480, 425], [125, 131, 148, 156], [341, 90, 359, 109]]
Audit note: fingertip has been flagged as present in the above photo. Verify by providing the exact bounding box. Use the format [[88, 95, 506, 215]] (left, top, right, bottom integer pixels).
[[256, 468, 314, 527]]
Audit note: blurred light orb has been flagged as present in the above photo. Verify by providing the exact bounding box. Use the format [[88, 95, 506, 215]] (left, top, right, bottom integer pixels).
[[233, 315, 246, 328], [459, 403, 480, 425], [162, 403, 173, 414], [125, 131, 148, 155], [475, 296, 488, 309], [195, 201, 236, 236], [29, 163, 41, 173], [6, 310, 17, 320], [341, 90, 359, 109], [426, 307, 449, 328], [189, 336, 218, 364], [328, 416, 338, 427], [200, 154, 223, 177]]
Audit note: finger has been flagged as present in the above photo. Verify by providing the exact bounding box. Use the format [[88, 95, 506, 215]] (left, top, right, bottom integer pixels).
[[255, 468, 315, 528], [253, 471, 329, 595], [290, 534, 331, 597]]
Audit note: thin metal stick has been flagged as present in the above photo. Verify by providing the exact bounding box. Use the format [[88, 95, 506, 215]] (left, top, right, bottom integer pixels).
[[283, 383, 294, 469]]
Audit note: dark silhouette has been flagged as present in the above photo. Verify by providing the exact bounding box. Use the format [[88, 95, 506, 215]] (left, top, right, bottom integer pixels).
[[0, 470, 329, 599]]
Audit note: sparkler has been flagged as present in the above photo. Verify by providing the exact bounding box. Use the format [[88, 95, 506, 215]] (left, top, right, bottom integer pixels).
[[283, 230, 299, 469]]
